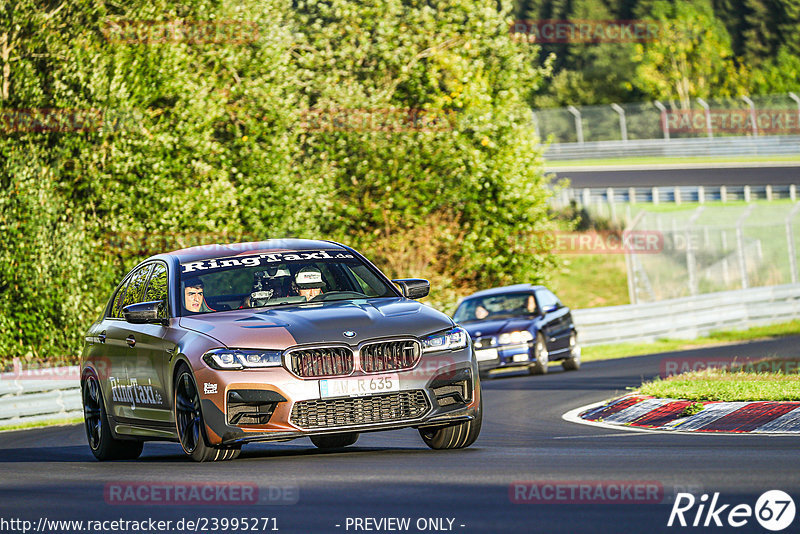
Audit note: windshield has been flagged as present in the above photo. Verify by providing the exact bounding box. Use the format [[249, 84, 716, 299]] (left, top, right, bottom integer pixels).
[[179, 250, 397, 315], [453, 292, 538, 324]]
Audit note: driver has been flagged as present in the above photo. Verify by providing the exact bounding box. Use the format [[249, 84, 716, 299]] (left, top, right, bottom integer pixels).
[[183, 278, 214, 313], [294, 266, 325, 301]]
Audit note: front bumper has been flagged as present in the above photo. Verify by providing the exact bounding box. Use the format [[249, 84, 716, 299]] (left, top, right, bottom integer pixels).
[[475, 342, 535, 371], [194, 346, 480, 446]]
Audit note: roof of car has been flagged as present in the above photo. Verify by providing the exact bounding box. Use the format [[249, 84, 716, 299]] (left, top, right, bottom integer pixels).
[[163, 239, 349, 263], [463, 283, 545, 299]]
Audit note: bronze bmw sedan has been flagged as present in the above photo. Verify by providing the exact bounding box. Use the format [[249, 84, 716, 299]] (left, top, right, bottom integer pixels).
[[81, 239, 481, 461]]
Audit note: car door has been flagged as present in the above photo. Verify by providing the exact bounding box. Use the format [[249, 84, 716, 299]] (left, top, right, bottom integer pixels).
[[534, 289, 570, 352], [105, 263, 153, 421], [123, 261, 175, 426]]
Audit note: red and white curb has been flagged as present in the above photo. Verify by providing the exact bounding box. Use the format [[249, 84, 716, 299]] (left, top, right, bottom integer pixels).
[[563, 395, 800, 434]]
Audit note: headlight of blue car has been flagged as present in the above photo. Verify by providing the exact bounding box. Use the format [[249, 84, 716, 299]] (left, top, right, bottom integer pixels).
[[497, 330, 534, 345]]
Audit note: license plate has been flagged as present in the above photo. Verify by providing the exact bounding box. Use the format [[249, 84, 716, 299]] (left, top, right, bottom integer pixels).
[[475, 348, 498, 361], [512, 354, 530, 363], [319, 374, 399, 398]]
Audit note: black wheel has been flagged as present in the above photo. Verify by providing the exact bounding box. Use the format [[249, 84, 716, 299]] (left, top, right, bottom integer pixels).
[[174, 364, 240, 462], [529, 333, 549, 375], [562, 332, 581, 371], [419, 397, 482, 450], [82, 374, 143, 461], [310, 432, 359, 449]]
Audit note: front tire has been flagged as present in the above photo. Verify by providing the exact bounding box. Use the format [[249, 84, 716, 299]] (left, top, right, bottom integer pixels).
[[310, 432, 359, 449], [529, 333, 549, 375], [174, 364, 240, 462], [562, 332, 581, 371], [419, 398, 482, 450], [82, 374, 143, 461]]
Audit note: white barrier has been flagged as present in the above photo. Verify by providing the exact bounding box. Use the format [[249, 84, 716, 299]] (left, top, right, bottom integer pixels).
[[573, 283, 800, 346]]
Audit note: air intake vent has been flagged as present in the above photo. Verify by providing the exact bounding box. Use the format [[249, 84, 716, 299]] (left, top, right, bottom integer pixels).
[[290, 390, 430, 429], [289, 347, 354, 378], [360, 340, 421, 373]]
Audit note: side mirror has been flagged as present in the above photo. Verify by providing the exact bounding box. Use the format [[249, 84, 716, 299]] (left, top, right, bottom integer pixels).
[[543, 304, 559, 314], [392, 278, 430, 299], [123, 300, 168, 326]]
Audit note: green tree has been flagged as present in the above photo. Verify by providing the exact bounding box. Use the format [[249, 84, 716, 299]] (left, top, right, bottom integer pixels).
[[632, 0, 748, 108]]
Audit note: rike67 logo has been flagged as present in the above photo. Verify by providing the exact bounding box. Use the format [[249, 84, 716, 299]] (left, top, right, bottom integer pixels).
[[668, 490, 796, 531]]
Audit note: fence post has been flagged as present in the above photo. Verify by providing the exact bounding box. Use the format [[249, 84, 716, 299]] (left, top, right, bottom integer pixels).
[[744, 185, 752, 203], [686, 207, 705, 296], [790, 93, 800, 134], [611, 103, 628, 142], [567, 105, 584, 144], [736, 205, 754, 289], [531, 110, 541, 140], [698, 185, 705, 204], [652, 186, 659, 205], [720, 185, 727, 203], [787, 202, 800, 284], [607, 187, 617, 224], [654, 100, 670, 140], [696, 98, 713, 138], [741, 95, 758, 137]]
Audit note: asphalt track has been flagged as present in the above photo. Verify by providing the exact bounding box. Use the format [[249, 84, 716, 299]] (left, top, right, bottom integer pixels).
[[549, 164, 800, 188], [1, 336, 799, 534]]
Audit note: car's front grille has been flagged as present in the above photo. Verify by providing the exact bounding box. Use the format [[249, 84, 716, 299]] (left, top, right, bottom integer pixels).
[[290, 390, 430, 429], [360, 340, 421, 373], [288, 347, 354, 378]]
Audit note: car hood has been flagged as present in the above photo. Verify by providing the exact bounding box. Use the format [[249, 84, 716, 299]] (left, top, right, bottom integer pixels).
[[179, 297, 454, 349], [460, 317, 534, 338]]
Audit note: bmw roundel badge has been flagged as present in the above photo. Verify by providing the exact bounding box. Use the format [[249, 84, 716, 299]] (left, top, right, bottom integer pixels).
[[343, 330, 357, 338]]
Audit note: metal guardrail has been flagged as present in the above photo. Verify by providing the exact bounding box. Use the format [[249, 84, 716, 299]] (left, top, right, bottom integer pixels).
[[0, 368, 82, 427], [573, 283, 800, 346], [544, 135, 800, 161], [556, 184, 799, 209], [1, 284, 799, 426]]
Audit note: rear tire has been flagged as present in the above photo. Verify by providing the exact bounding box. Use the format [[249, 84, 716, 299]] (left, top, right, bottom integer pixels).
[[562, 332, 581, 371], [529, 333, 549, 375], [419, 397, 482, 450], [174, 364, 240, 462], [82, 374, 143, 461], [310, 432, 359, 449]]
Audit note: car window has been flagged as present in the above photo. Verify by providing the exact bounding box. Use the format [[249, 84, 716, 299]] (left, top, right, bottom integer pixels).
[[109, 279, 131, 319], [453, 292, 537, 323], [178, 250, 397, 315], [536, 289, 561, 311], [143, 263, 169, 318], [120, 264, 154, 311]]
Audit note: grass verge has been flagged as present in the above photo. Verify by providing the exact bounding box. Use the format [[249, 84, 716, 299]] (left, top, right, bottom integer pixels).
[[636, 359, 800, 401], [544, 154, 800, 168], [581, 319, 800, 363], [0, 416, 83, 433]]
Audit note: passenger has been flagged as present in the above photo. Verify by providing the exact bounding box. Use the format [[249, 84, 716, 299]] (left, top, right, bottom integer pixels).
[[294, 266, 326, 301], [475, 305, 489, 320]]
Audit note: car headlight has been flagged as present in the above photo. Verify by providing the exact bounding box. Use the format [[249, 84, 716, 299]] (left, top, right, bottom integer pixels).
[[497, 331, 534, 345], [202, 348, 283, 370], [421, 327, 469, 353]]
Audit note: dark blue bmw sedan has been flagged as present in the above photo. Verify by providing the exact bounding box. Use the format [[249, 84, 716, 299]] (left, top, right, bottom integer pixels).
[[452, 284, 580, 377]]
